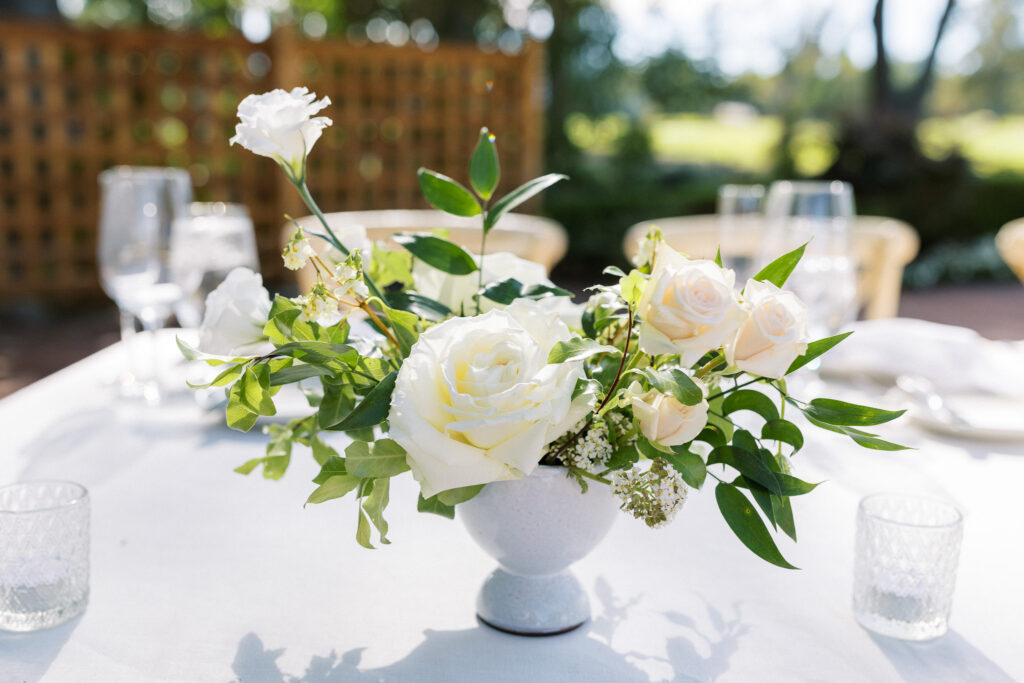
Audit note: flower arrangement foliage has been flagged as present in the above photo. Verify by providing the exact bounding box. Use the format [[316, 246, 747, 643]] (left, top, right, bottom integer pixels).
[[183, 88, 906, 568]]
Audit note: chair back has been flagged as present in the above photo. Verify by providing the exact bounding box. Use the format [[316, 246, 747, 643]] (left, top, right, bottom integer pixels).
[[286, 210, 568, 292], [623, 215, 919, 319], [996, 218, 1024, 284]]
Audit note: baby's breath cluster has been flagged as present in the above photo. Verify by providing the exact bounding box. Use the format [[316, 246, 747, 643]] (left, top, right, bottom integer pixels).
[[543, 410, 634, 473], [611, 458, 688, 528], [282, 227, 316, 270]]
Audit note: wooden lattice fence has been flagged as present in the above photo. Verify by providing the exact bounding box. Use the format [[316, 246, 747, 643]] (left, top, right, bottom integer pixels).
[[0, 20, 544, 300]]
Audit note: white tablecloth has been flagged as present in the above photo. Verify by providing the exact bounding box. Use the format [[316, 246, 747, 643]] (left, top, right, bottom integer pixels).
[[2, 326, 1023, 682]]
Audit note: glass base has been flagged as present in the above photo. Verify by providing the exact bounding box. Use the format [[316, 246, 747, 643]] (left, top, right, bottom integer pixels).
[[0, 592, 88, 632], [854, 606, 948, 641]]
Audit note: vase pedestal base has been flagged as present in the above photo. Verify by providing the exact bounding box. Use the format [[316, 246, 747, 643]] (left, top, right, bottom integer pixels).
[[475, 568, 589, 636]]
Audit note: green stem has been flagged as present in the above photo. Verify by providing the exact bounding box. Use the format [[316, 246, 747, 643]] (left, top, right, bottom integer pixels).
[[477, 208, 489, 314], [705, 377, 763, 402], [695, 352, 726, 380], [292, 180, 386, 303], [568, 466, 612, 486]]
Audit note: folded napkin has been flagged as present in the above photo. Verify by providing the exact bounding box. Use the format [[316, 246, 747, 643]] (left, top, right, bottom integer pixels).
[[819, 318, 1024, 397]]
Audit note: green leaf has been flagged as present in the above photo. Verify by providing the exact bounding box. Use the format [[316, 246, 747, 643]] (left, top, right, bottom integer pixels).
[[436, 484, 485, 506], [523, 283, 574, 298], [344, 439, 410, 478], [640, 367, 704, 406], [480, 278, 524, 305], [664, 448, 707, 488], [721, 389, 780, 422], [417, 493, 456, 519], [548, 337, 620, 364], [741, 477, 777, 530], [603, 265, 627, 278], [312, 455, 348, 484], [753, 243, 806, 288], [714, 246, 724, 268], [803, 398, 905, 427], [188, 362, 244, 389], [392, 233, 478, 276], [484, 173, 567, 232], [374, 303, 420, 357], [417, 169, 482, 217], [715, 483, 798, 569], [773, 494, 797, 541], [786, 332, 853, 374], [761, 419, 804, 453], [318, 381, 355, 431], [604, 445, 640, 470], [270, 363, 331, 386], [469, 127, 500, 200], [708, 444, 781, 496], [226, 365, 276, 431], [272, 341, 358, 372], [306, 474, 362, 505], [362, 478, 391, 545], [387, 290, 452, 321], [618, 269, 646, 308], [328, 371, 398, 431], [802, 414, 910, 451], [695, 425, 727, 449], [368, 244, 414, 288]]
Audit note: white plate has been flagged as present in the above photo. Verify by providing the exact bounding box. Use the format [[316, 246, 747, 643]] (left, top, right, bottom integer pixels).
[[909, 392, 1024, 442]]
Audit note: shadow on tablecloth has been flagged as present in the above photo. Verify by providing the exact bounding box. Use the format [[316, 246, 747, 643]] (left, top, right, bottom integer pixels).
[[0, 614, 81, 682], [868, 630, 1015, 682], [228, 577, 747, 682]]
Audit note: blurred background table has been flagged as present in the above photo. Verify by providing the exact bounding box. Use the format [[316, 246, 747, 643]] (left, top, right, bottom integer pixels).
[[1, 328, 1022, 682]]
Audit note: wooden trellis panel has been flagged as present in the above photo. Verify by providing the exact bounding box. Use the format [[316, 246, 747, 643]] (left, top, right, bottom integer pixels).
[[0, 21, 543, 300]]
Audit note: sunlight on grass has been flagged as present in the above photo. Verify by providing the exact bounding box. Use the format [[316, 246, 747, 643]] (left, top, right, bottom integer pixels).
[[567, 112, 1024, 178]]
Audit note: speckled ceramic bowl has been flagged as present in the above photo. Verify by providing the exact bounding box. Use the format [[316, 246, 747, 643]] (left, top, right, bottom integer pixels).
[[459, 465, 619, 635]]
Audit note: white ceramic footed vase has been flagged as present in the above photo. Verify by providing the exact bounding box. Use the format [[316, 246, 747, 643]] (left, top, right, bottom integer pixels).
[[459, 465, 619, 635]]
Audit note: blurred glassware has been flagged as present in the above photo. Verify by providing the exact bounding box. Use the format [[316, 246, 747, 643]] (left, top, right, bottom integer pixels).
[[0, 481, 90, 632], [761, 180, 858, 340], [853, 493, 963, 641], [716, 184, 765, 283], [170, 202, 261, 328], [97, 167, 193, 404]]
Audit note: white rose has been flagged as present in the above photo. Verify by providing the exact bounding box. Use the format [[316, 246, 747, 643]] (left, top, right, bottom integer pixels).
[[198, 268, 271, 356], [726, 279, 809, 379], [388, 299, 594, 498], [535, 295, 584, 331], [626, 380, 708, 447], [637, 242, 747, 366], [230, 87, 332, 178], [412, 251, 551, 315]]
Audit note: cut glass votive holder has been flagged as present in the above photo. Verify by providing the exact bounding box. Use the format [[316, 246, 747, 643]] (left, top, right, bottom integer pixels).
[[0, 481, 90, 631], [853, 493, 963, 641]]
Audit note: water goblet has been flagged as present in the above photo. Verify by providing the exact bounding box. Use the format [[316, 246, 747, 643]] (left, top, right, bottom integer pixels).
[[717, 184, 765, 284], [97, 167, 193, 404]]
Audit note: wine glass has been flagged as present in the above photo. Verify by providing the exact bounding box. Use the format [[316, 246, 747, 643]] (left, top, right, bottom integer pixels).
[[717, 184, 765, 283], [97, 167, 193, 404], [170, 202, 261, 329], [761, 180, 858, 341]]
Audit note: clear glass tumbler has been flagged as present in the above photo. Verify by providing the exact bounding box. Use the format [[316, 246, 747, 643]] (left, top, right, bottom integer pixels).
[[853, 493, 963, 641], [0, 481, 90, 631]]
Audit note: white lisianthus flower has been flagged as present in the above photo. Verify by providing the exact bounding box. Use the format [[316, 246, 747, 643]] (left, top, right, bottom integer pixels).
[[198, 267, 271, 356], [412, 251, 551, 315], [282, 235, 316, 270], [625, 380, 708, 448], [229, 87, 332, 180], [636, 242, 747, 366], [388, 299, 595, 498], [726, 279, 809, 379]]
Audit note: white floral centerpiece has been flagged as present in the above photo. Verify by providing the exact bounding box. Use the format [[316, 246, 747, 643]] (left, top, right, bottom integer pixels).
[[182, 87, 906, 572]]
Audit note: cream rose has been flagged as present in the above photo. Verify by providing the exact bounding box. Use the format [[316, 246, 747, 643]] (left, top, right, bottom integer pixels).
[[198, 267, 271, 356], [412, 251, 552, 315], [230, 87, 332, 179], [726, 278, 809, 379], [626, 380, 708, 447], [637, 243, 747, 365], [387, 299, 594, 498]]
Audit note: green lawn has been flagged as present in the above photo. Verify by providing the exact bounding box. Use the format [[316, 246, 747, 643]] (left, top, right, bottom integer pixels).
[[568, 112, 1024, 178]]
